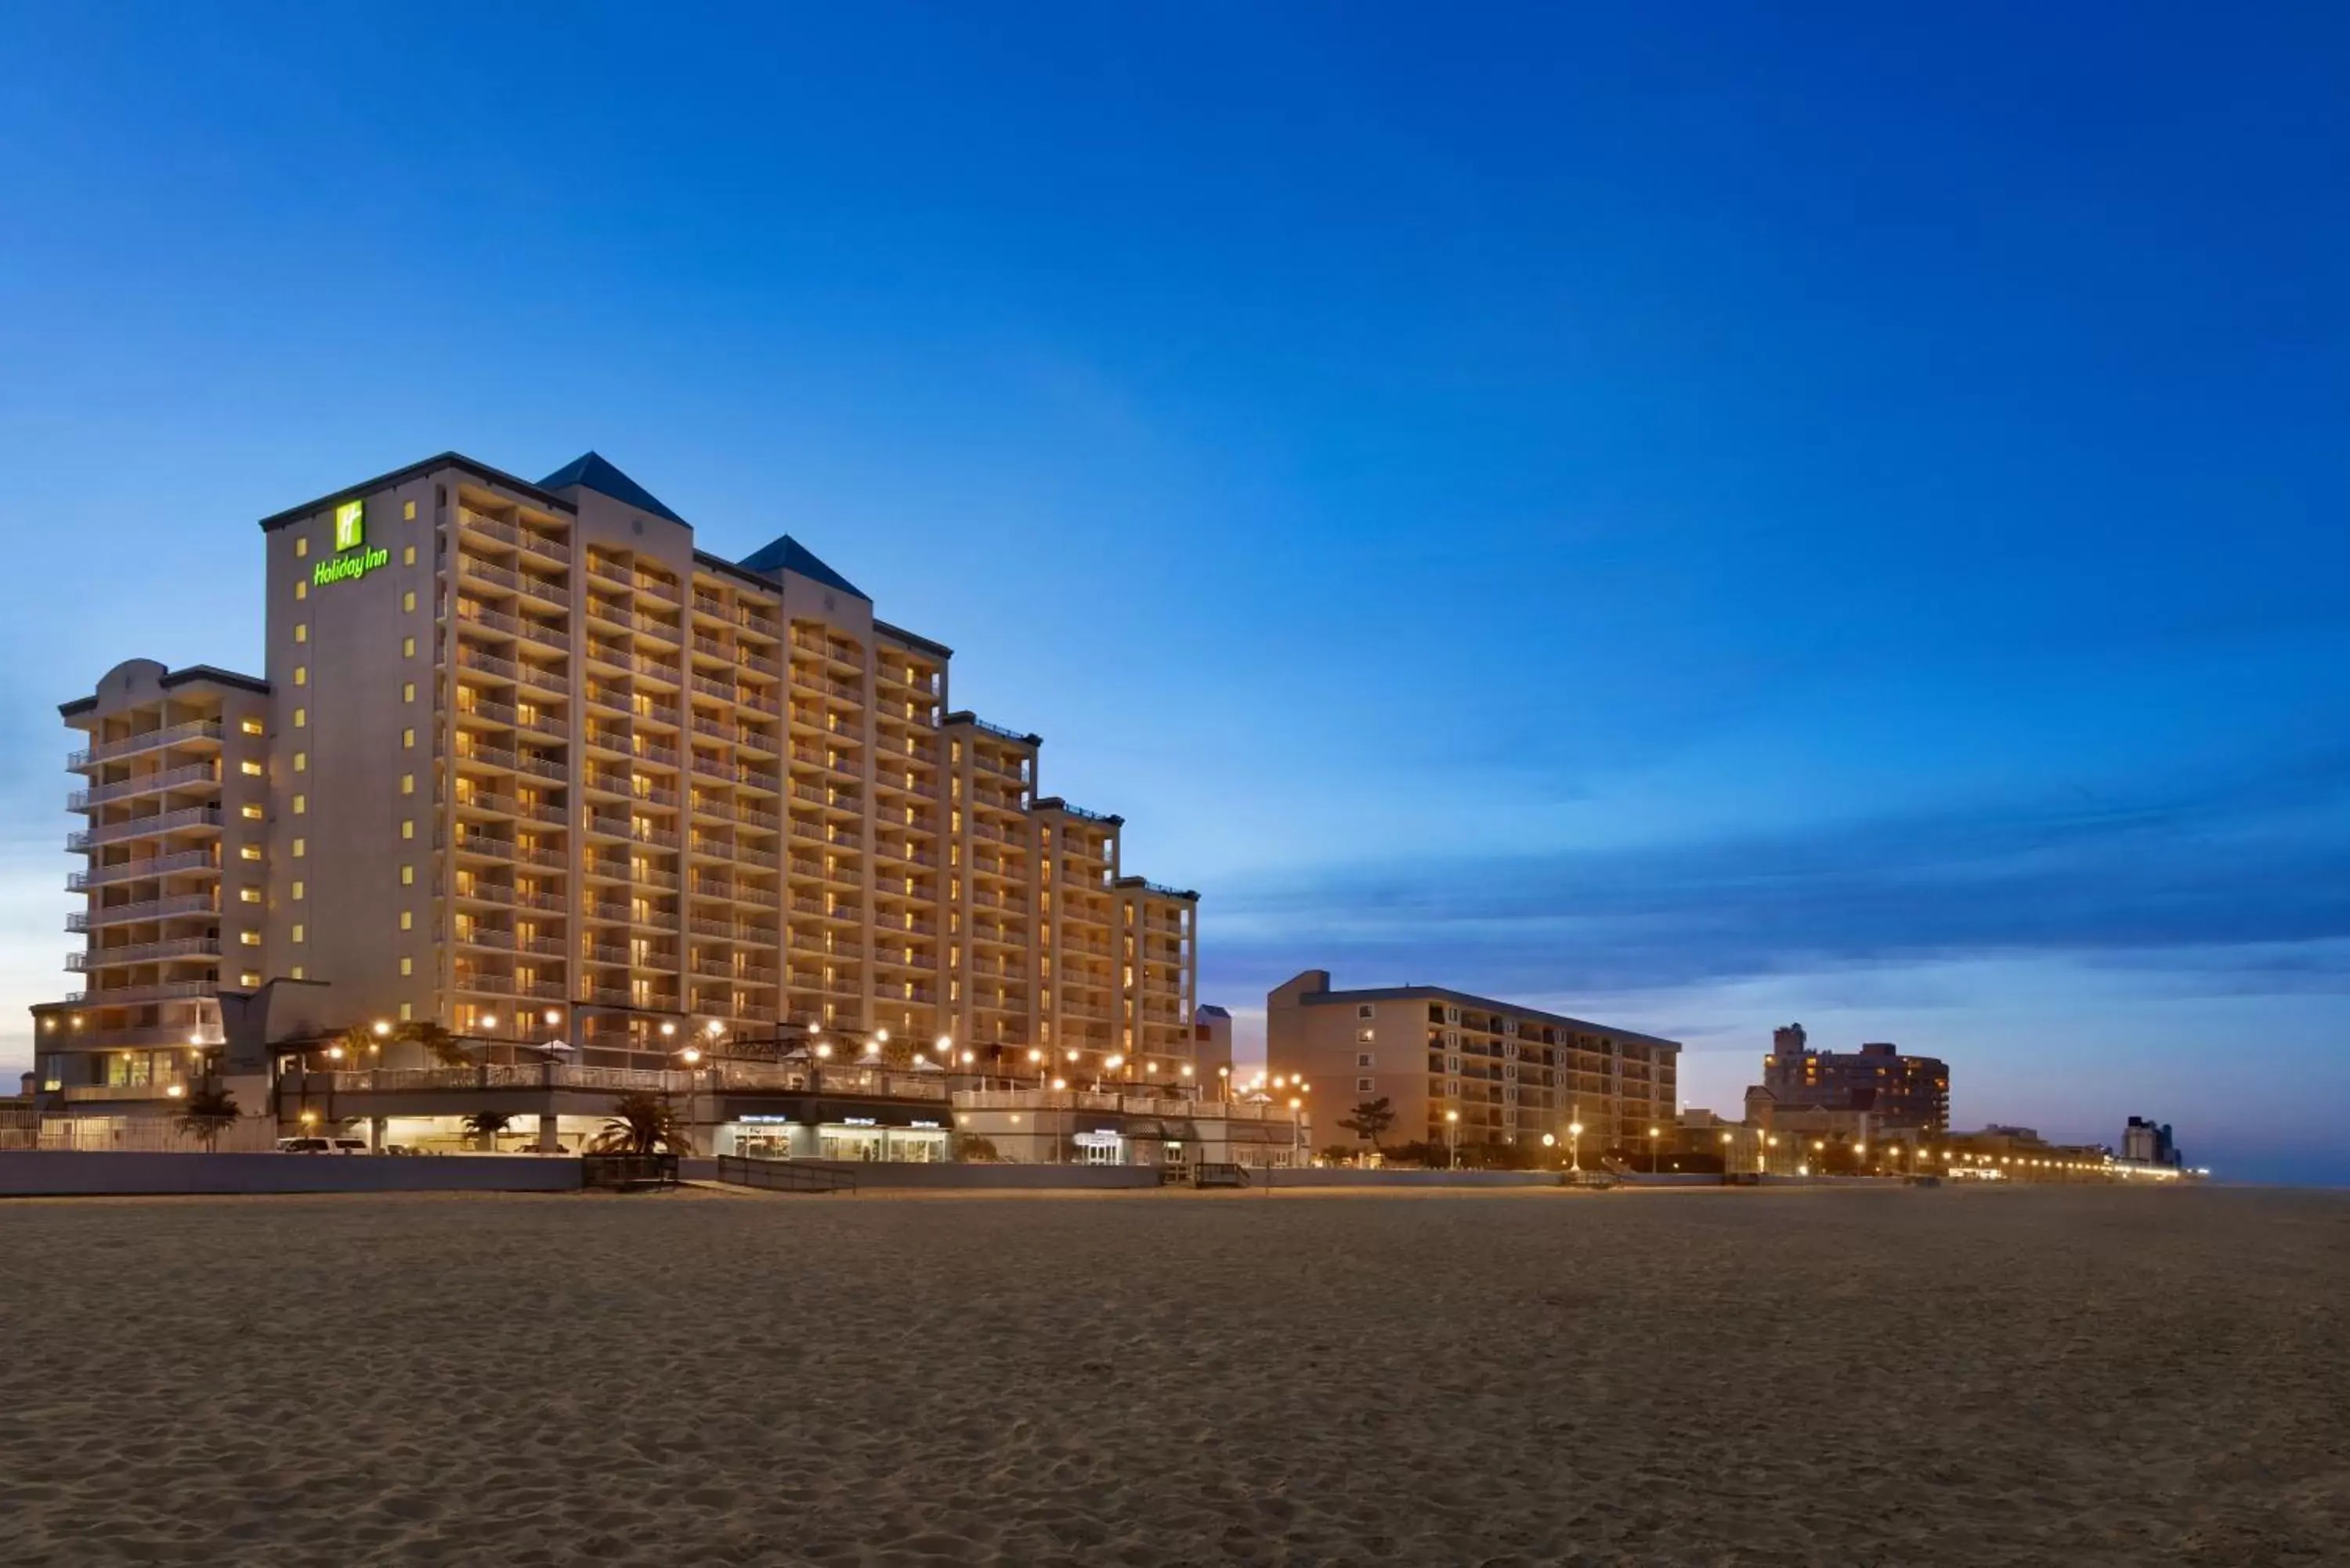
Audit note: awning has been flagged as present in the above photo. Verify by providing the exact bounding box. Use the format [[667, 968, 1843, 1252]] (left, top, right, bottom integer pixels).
[[1126, 1118, 1200, 1142]]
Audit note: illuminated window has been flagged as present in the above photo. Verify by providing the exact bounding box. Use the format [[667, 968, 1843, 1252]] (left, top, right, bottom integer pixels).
[[295, 580, 308, 601], [402, 728, 415, 749], [293, 666, 307, 687], [240, 931, 260, 947], [400, 774, 414, 795], [240, 761, 262, 777], [399, 1002, 412, 1022], [403, 544, 418, 565], [292, 794, 306, 815], [403, 500, 417, 522], [240, 844, 261, 861], [240, 804, 263, 821], [240, 718, 263, 736], [239, 887, 260, 904], [295, 623, 308, 644], [403, 590, 417, 612], [293, 751, 307, 772], [291, 966, 304, 981], [293, 707, 306, 728], [400, 911, 413, 931], [400, 956, 414, 976], [291, 923, 306, 944], [295, 537, 309, 558], [240, 971, 261, 988], [400, 865, 414, 886], [401, 819, 414, 840], [403, 636, 416, 658], [291, 837, 306, 858], [403, 681, 415, 703]]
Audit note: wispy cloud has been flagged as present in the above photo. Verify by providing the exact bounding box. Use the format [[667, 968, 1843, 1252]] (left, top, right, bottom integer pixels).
[[1202, 745, 2350, 999]]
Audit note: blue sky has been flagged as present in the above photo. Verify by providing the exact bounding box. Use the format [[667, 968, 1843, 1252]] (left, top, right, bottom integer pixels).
[[2, 2, 2343, 1180]]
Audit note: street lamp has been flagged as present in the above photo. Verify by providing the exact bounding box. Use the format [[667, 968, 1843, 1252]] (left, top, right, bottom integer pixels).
[[1288, 1096, 1303, 1166], [1445, 1109, 1460, 1170], [165, 1082, 185, 1100], [1648, 1125, 1661, 1174], [678, 1044, 704, 1144], [1720, 1129, 1734, 1176]]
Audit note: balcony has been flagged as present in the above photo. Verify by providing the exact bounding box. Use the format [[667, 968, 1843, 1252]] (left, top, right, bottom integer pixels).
[[69, 935, 221, 970], [71, 978, 219, 1008], [69, 806, 224, 851], [68, 850, 217, 891], [70, 763, 221, 811], [68, 894, 217, 930], [68, 719, 225, 771]]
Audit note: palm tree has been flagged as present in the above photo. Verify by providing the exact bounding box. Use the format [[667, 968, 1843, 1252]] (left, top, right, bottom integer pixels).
[[462, 1111, 514, 1151], [398, 1020, 472, 1068], [174, 1085, 241, 1153], [334, 1024, 378, 1070], [590, 1092, 692, 1155]]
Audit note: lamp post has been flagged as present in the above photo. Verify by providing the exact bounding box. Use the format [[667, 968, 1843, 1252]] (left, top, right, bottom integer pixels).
[[1445, 1109, 1460, 1170], [1289, 1096, 1303, 1168], [1648, 1125, 1661, 1174], [1720, 1129, 1734, 1178], [678, 1044, 703, 1151], [1568, 1120, 1584, 1175]]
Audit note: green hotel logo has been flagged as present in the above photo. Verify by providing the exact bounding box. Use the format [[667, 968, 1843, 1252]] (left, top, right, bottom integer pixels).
[[315, 498, 388, 587]]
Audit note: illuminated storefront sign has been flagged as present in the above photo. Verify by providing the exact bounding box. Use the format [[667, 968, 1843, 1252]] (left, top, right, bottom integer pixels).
[[313, 497, 389, 587]]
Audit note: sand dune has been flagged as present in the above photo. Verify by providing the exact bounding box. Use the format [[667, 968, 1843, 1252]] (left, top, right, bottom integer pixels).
[[0, 1184, 2342, 1566]]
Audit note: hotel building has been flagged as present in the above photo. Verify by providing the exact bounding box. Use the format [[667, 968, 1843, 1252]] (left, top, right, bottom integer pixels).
[[1266, 970, 1679, 1153], [1743, 1024, 1950, 1134], [32, 451, 1202, 1116]]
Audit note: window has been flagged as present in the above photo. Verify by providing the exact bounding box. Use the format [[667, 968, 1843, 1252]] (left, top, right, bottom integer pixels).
[[401, 819, 414, 840], [403, 681, 415, 703], [402, 590, 416, 612], [240, 718, 263, 736], [1357, 1003, 1375, 1021], [295, 580, 308, 601], [239, 845, 262, 862], [400, 774, 414, 795], [400, 956, 414, 976], [1445, 1078, 1460, 1099], [291, 966, 304, 981], [295, 623, 308, 644], [1445, 1006, 1460, 1024], [399, 1002, 412, 1022], [293, 665, 307, 686], [1446, 1055, 1461, 1075], [403, 544, 416, 565], [1355, 1052, 1375, 1068], [400, 865, 414, 886], [403, 500, 417, 522], [292, 794, 306, 815], [291, 880, 305, 900], [239, 887, 260, 904], [293, 707, 306, 728], [240, 931, 260, 947], [1357, 1077, 1376, 1093], [400, 911, 412, 931], [401, 728, 415, 749], [240, 972, 261, 988], [291, 837, 306, 858], [403, 637, 415, 658], [291, 923, 306, 944], [293, 751, 306, 772], [295, 537, 309, 558], [240, 760, 262, 777], [1356, 1027, 1375, 1043]]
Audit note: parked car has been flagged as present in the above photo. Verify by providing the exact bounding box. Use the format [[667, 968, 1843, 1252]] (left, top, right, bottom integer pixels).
[[276, 1136, 332, 1154]]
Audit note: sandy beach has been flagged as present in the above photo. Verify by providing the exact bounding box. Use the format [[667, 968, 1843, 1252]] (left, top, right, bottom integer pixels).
[[1, 1184, 2342, 1566]]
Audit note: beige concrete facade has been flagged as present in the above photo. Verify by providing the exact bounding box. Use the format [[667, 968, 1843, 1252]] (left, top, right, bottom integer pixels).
[[35, 450, 1201, 1095], [1267, 969, 1679, 1153]]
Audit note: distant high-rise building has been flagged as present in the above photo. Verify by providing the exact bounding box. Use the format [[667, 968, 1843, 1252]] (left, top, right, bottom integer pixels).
[[2123, 1116, 2183, 1168], [1747, 1025, 1950, 1133]]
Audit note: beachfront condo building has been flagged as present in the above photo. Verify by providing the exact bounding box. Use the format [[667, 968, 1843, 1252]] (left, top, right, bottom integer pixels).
[[1266, 970, 1679, 1153], [1743, 1024, 1950, 1133], [32, 451, 1201, 1104]]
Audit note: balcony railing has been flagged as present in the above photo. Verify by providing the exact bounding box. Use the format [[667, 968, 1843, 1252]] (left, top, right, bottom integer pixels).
[[67, 894, 217, 930], [70, 763, 220, 811], [68, 719, 225, 771], [69, 935, 221, 970], [69, 806, 224, 851], [69, 850, 218, 891]]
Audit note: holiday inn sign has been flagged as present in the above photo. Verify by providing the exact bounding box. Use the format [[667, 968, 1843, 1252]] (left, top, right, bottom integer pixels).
[[314, 498, 389, 587]]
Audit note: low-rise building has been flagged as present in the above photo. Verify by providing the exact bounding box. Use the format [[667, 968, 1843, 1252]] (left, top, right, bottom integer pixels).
[[950, 1086, 1306, 1170], [1267, 969, 1679, 1155]]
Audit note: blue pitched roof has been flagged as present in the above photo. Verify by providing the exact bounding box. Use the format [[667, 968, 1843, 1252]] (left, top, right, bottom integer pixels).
[[538, 452, 686, 525], [739, 535, 869, 601]]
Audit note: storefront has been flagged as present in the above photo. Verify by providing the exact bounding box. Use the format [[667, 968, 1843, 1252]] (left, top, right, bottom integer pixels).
[[714, 1107, 951, 1163]]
